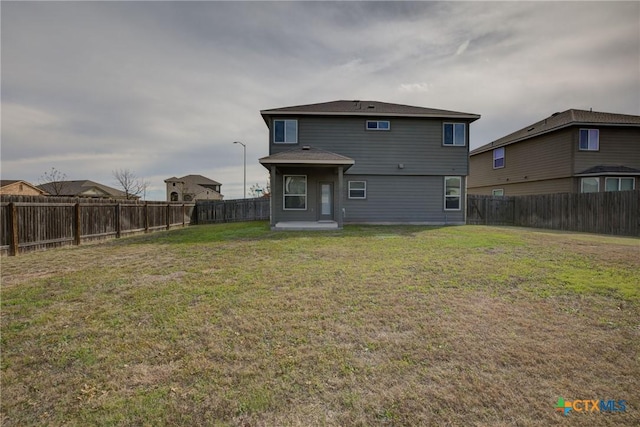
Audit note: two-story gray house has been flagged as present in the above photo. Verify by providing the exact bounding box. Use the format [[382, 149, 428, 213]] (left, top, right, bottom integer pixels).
[[468, 109, 640, 196], [259, 100, 480, 229]]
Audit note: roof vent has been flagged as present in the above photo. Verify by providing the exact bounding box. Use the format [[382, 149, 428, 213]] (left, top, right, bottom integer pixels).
[[302, 145, 311, 150], [551, 112, 560, 117], [367, 105, 375, 109]]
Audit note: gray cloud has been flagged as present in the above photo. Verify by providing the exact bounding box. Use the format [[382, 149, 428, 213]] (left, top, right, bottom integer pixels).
[[2, 1, 638, 200]]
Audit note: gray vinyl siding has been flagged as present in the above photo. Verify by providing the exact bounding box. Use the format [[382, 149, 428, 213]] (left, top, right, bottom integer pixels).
[[573, 127, 640, 173], [271, 168, 338, 222], [343, 175, 465, 224], [269, 116, 470, 176]]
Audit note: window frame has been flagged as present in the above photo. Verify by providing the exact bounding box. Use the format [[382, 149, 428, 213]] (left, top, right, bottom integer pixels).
[[283, 175, 307, 210], [493, 147, 505, 169], [578, 128, 599, 151], [605, 177, 635, 192], [365, 120, 390, 131], [580, 177, 600, 193], [444, 176, 462, 211], [443, 123, 466, 146], [273, 119, 298, 144], [348, 181, 367, 199], [492, 189, 504, 196]]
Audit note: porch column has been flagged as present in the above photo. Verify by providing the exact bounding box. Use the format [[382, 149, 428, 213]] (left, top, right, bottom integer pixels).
[[337, 166, 344, 228], [270, 166, 277, 227]]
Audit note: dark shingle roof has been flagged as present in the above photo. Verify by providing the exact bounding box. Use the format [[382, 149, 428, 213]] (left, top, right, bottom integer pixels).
[[261, 100, 480, 122], [36, 180, 129, 198], [259, 146, 355, 168], [575, 165, 640, 176], [471, 109, 640, 155]]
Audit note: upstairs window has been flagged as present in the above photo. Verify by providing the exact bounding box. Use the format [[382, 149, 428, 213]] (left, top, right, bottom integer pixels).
[[493, 147, 505, 169], [443, 123, 466, 146], [579, 129, 599, 151], [605, 177, 635, 192], [366, 120, 390, 131], [348, 181, 367, 199], [274, 120, 298, 144]]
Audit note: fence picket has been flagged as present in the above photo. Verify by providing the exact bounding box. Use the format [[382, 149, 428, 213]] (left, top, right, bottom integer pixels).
[[468, 190, 639, 236]]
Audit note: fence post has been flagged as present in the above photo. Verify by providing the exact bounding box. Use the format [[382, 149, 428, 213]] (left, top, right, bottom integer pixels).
[[8, 202, 19, 256], [166, 204, 171, 230], [182, 204, 186, 227], [144, 202, 149, 233], [74, 203, 81, 246], [115, 203, 121, 238]]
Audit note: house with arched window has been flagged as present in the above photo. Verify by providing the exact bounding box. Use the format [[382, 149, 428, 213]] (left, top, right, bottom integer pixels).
[[164, 175, 223, 202]]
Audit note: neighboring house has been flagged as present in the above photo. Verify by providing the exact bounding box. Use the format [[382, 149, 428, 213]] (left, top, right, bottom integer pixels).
[[258, 100, 480, 229], [36, 180, 137, 199], [468, 109, 640, 196], [0, 180, 48, 196], [164, 175, 223, 202]]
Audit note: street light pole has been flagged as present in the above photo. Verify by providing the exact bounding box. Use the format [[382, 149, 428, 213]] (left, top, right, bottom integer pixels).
[[233, 141, 246, 199]]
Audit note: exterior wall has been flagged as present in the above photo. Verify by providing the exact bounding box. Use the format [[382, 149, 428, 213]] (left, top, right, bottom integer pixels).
[[343, 175, 466, 224], [469, 126, 640, 196], [268, 116, 470, 176], [469, 178, 574, 196], [0, 182, 44, 196], [573, 127, 640, 173], [468, 128, 573, 192], [166, 182, 222, 201], [271, 167, 340, 222]]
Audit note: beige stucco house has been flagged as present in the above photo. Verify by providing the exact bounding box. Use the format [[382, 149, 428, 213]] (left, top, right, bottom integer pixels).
[[164, 175, 223, 202]]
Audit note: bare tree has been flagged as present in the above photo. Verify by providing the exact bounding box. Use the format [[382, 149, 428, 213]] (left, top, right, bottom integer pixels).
[[112, 169, 148, 200], [249, 179, 271, 198], [39, 167, 68, 195]]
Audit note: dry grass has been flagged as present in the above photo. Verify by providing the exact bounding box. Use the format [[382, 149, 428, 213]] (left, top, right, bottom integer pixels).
[[1, 223, 639, 426]]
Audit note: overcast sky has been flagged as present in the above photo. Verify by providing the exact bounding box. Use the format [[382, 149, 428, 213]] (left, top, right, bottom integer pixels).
[[2, 1, 639, 200]]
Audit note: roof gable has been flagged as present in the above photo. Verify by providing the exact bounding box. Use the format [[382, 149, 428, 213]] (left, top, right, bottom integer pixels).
[[0, 180, 47, 195], [471, 109, 640, 155]]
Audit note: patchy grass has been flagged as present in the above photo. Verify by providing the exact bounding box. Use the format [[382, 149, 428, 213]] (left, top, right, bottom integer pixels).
[[1, 223, 639, 426]]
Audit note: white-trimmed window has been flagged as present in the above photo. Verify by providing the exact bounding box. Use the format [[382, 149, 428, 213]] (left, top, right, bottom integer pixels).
[[274, 120, 298, 144], [605, 177, 635, 192], [366, 120, 390, 131], [348, 181, 366, 199], [493, 147, 505, 169], [580, 177, 599, 193], [579, 129, 599, 151], [444, 176, 462, 210], [283, 175, 306, 209], [492, 189, 504, 196], [443, 123, 466, 146]]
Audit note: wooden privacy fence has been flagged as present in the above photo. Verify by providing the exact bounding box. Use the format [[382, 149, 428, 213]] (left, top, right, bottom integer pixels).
[[195, 198, 270, 224], [1, 196, 195, 256], [467, 190, 639, 236]]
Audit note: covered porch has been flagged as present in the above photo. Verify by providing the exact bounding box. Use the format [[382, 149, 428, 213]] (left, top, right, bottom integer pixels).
[[259, 146, 355, 230]]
